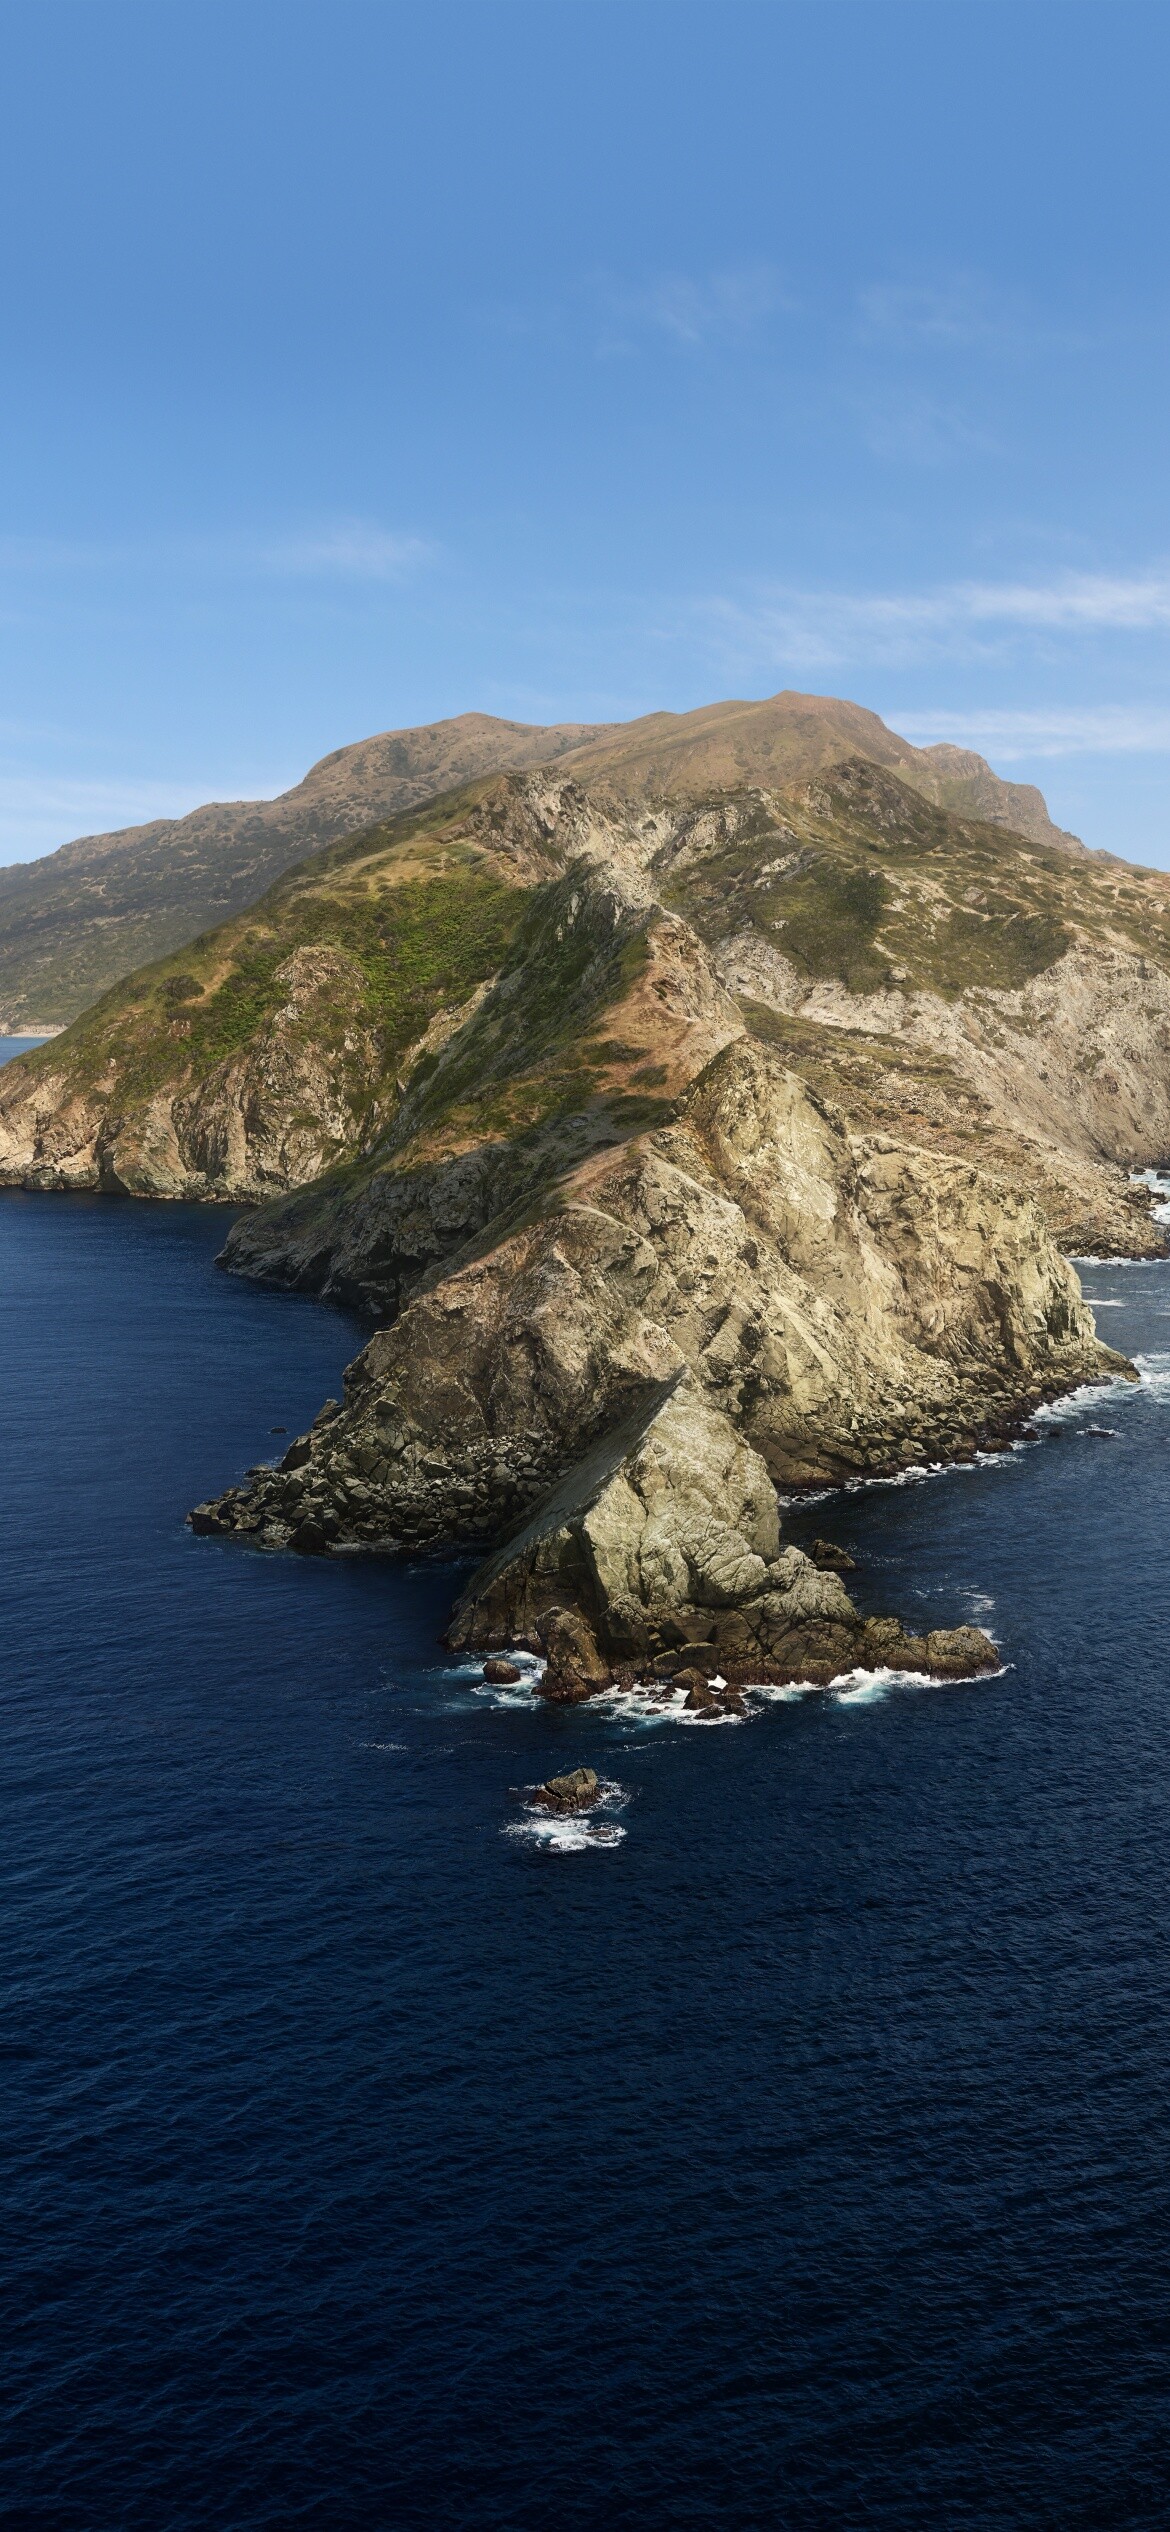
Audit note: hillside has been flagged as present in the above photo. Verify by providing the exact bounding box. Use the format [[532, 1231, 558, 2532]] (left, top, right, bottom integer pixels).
[[0, 753, 1164, 1271], [562, 693, 1085, 855], [0, 691, 1081, 1028], [0, 713, 601, 1030]]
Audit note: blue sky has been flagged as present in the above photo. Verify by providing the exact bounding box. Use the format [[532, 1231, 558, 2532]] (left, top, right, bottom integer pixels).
[[3, 0, 1170, 863]]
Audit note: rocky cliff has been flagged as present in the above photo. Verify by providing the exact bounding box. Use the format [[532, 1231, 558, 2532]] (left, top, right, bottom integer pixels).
[[3, 755, 1166, 1263], [191, 1037, 1118, 1691]]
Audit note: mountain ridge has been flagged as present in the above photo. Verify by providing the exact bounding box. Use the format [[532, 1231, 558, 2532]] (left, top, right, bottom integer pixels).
[[0, 751, 1162, 1267], [0, 692, 1086, 1028]]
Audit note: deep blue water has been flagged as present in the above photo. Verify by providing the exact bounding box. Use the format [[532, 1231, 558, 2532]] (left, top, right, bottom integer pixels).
[[6, 1171, 1170, 2527]]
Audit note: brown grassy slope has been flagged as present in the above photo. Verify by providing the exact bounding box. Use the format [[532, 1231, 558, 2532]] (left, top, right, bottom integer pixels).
[[0, 692, 1083, 1026], [0, 713, 604, 1028], [213, 760, 1170, 1302], [559, 692, 1084, 853]]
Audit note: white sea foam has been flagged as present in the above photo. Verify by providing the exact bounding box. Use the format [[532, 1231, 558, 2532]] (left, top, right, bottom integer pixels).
[[842, 1441, 1027, 1493], [1133, 1349, 1170, 1398], [505, 1813, 627, 1851], [601, 1659, 1010, 1723], [454, 1649, 548, 1708], [835, 1660, 1008, 1704], [593, 1678, 747, 1727], [748, 1678, 827, 1703], [462, 1635, 1011, 1737], [1132, 1170, 1170, 1226], [1028, 1352, 1170, 1423], [505, 1775, 629, 1851], [751, 1662, 1008, 1708], [1031, 1385, 1122, 1427], [833, 1664, 938, 1703]]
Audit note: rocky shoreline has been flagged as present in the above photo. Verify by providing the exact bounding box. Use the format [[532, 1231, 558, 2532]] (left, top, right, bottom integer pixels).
[[190, 1039, 1129, 1707]]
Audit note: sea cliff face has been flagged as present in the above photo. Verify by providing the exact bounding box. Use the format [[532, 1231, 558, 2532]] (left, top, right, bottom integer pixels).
[[191, 1040, 1119, 1691]]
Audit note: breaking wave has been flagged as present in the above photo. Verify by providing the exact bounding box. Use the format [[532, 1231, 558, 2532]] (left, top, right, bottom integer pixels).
[[451, 1649, 548, 1706], [1133, 1349, 1170, 1399], [1132, 1168, 1170, 1228], [505, 1776, 629, 1851]]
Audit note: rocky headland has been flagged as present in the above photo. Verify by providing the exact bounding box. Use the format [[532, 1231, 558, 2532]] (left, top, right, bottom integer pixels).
[[190, 1032, 1121, 1695], [0, 691, 1154, 1700]]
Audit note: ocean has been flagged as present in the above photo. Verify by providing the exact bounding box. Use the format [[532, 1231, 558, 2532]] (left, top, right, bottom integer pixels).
[[5, 1096, 1170, 2522]]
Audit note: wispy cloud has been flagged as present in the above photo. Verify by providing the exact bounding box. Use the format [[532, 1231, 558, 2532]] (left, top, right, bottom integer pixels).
[[249, 523, 432, 579], [858, 389, 999, 465], [892, 706, 1170, 760], [596, 263, 794, 354], [695, 570, 1170, 672], [858, 278, 1021, 349], [955, 574, 1170, 630], [0, 519, 434, 584]]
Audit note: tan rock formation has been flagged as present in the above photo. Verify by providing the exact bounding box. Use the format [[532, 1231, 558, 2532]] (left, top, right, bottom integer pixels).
[[190, 1042, 1119, 1685]]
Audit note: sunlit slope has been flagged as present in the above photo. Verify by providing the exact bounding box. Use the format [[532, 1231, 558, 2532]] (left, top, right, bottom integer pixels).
[[0, 692, 1082, 1027], [0, 713, 601, 1028]]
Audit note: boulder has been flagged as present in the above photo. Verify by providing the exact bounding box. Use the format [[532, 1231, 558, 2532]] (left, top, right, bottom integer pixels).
[[810, 1537, 857, 1571], [924, 1625, 1000, 1677], [533, 1608, 611, 1703], [482, 1657, 523, 1684], [533, 1767, 600, 1813], [448, 1373, 781, 1664]]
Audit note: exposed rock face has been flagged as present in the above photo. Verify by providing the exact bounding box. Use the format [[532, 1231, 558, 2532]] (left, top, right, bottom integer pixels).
[[445, 1383, 995, 1692], [0, 945, 386, 1198], [896, 743, 1085, 855], [449, 1377, 782, 1656], [532, 1768, 600, 1814], [722, 935, 1170, 1172], [0, 686, 1090, 1033], [0, 779, 742, 1218], [6, 746, 1170, 1271], [189, 1040, 1118, 1685]]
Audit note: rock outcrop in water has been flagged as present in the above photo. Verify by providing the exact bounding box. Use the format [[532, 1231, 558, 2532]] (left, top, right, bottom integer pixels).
[[532, 1768, 600, 1813]]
